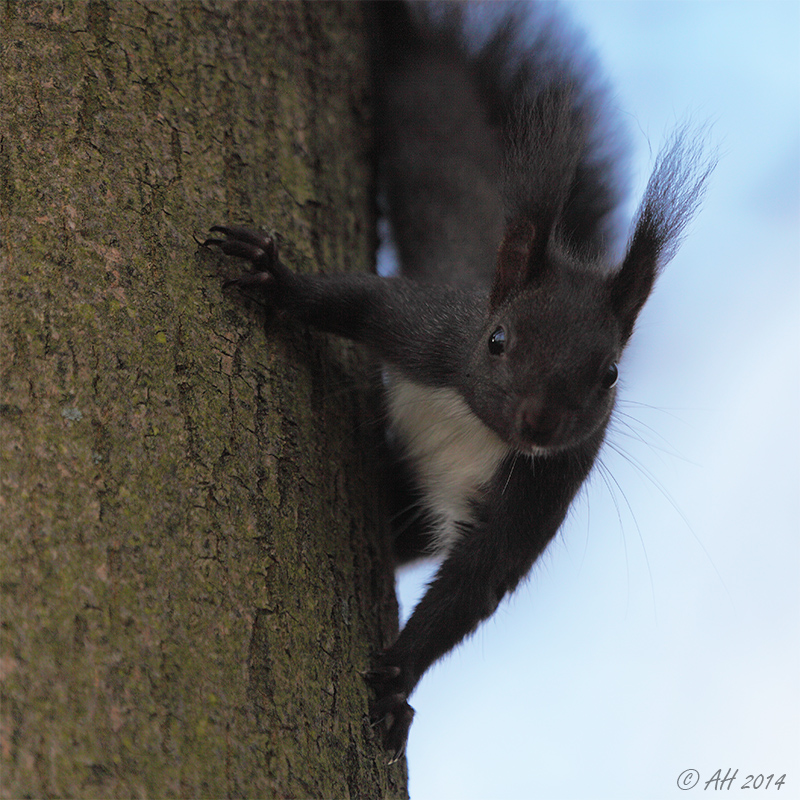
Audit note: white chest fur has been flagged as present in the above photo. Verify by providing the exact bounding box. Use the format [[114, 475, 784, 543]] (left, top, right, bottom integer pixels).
[[385, 373, 511, 552]]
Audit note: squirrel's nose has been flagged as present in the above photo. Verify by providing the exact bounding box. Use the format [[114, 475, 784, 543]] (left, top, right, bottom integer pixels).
[[516, 394, 564, 448]]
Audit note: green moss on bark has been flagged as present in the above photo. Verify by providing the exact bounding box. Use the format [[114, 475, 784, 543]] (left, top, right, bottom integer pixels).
[[1, 2, 405, 797]]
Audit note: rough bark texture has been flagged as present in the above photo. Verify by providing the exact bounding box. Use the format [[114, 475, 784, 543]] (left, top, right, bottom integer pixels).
[[0, 1, 407, 797]]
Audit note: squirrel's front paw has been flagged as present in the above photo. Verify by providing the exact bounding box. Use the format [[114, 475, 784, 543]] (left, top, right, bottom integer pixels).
[[203, 225, 282, 292], [365, 661, 415, 763]]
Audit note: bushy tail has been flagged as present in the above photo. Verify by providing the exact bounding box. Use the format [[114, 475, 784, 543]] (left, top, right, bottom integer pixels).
[[373, 1, 629, 288]]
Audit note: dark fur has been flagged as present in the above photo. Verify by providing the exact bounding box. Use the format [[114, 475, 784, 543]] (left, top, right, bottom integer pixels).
[[204, 0, 714, 760]]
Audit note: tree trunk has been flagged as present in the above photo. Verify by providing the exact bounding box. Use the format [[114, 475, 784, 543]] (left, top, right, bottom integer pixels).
[[0, 1, 406, 797]]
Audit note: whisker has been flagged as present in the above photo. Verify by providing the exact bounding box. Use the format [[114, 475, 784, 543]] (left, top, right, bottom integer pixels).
[[501, 451, 521, 497], [596, 454, 659, 622], [613, 405, 696, 461], [605, 438, 732, 605]]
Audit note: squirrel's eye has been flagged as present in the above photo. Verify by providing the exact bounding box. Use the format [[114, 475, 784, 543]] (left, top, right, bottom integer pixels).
[[602, 362, 619, 389], [488, 326, 506, 355]]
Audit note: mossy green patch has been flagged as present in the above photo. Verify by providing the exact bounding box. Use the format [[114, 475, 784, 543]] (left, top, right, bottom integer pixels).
[[1, 2, 405, 797]]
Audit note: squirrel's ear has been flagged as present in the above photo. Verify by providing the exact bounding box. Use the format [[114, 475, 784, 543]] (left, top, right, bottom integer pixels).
[[610, 127, 716, 342], [608, 234, 659, 343], [489, 218, 551, 309], [611, 126, 717, 341]]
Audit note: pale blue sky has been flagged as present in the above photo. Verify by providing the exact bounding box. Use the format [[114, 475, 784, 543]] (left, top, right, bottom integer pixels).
[[396, 3, 800, 798]]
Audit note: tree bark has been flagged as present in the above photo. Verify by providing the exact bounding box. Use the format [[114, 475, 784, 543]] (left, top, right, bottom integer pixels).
[[0, 1, 406, 797]]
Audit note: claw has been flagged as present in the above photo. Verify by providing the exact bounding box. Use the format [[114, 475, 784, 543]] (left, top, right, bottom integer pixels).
[[222, 271, 274, 291], [364, 655, 415, 758], [384, 701, 414, 763], [203, 224, 286, 297], [206, 225, 278, 265], [204, 237, 266, 262], [209, 224, 275, 250]]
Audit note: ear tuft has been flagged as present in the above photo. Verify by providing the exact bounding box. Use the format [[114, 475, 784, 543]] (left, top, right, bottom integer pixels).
[[611, 126, 716, 340]]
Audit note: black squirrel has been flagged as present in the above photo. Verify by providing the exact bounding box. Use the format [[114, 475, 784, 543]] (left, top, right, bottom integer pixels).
[[204, 1, 714, 761]]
